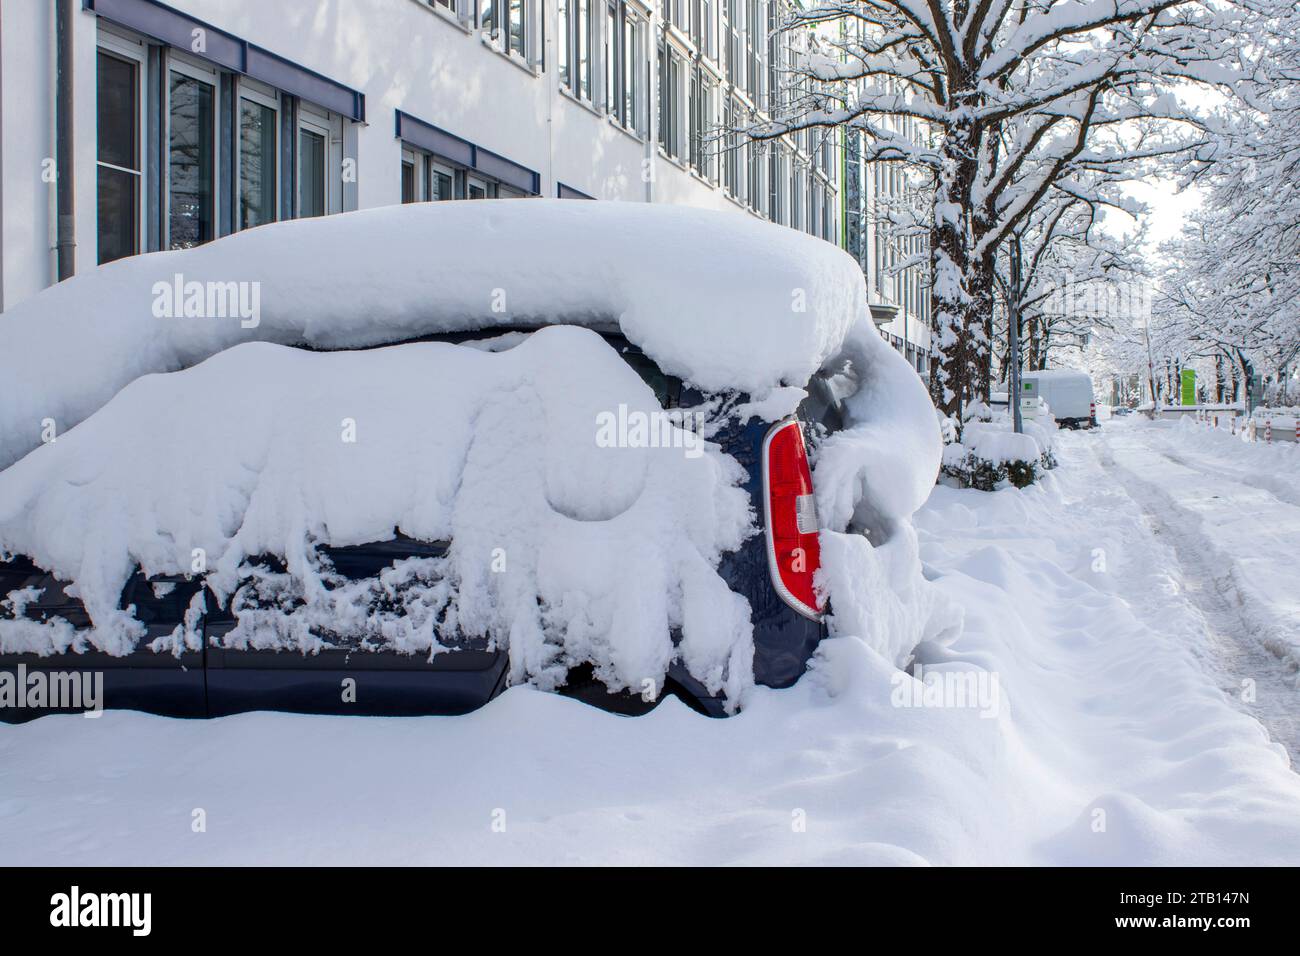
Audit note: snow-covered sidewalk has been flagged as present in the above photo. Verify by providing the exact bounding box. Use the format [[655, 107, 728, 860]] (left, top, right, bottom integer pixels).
[[1099, 418, 1300, 756], [2, 425, 1298, 865]]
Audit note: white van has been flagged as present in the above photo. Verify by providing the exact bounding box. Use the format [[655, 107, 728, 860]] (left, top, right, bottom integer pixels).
[[1020, 370, 1097, 429]]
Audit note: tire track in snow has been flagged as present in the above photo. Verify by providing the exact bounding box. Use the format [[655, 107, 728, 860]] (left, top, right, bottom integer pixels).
[[1095, 433, 1300, 767]]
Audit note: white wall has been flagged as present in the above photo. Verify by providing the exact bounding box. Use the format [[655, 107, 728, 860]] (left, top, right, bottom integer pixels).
[[1, 0, 829, 310], [1, 0, 55, 310]]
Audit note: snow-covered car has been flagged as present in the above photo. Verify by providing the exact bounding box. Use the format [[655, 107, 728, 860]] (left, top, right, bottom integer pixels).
[[0, 201, 950, 721]]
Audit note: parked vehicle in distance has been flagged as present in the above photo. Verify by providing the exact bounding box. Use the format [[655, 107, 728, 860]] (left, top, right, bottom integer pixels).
[[1020, 370, 1097, 429]]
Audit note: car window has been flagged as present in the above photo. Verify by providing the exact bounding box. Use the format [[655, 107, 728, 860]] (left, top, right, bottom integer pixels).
[[798, 371, 846, 433], [613, 343, 681, 408], [0, 562, 93, 629], [118, 569, 202, 626]]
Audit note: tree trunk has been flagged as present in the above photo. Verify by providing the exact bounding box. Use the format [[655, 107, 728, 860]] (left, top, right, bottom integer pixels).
[[973, 250, 995, 402], [928, 113, 980, 424]]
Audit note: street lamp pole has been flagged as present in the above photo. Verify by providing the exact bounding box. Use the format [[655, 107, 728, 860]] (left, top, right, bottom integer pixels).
[[1009, 238, 1023, 434]]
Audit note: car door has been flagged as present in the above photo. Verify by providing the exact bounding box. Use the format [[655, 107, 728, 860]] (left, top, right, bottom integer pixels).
[[0, 557, 206, 722]]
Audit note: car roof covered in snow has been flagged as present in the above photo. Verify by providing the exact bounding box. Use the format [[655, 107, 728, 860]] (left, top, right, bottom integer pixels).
[[0, 199, 866, 471]]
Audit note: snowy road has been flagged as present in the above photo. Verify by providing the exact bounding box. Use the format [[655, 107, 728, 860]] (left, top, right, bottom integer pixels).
[[3, 419, 1300, 865], [1098, 419, 1300, 762]]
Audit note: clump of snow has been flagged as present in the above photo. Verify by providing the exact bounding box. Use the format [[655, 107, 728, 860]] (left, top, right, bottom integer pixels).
[[799, 320, 957, 669], [0, 200, 866, 471], [0, 329, 756, 704], [811, 320, 943, 535]]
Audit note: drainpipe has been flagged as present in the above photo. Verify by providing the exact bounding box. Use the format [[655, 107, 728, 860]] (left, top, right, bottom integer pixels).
[[1, 5, 6, 311], [55, 0, 76, 282]]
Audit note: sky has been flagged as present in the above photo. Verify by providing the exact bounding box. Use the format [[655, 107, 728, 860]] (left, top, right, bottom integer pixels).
[[1119, 179, 1205, 251]]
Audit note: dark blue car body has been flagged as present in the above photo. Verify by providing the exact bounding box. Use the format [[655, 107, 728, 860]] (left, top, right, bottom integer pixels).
[[0, 330, 832, 721]]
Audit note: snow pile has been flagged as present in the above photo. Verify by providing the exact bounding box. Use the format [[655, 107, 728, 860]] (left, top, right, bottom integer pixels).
[[0, 200, 866, 472], [811, 320, 942, 533], [0, 330, 757, 703], [809, 320, 958, 669]]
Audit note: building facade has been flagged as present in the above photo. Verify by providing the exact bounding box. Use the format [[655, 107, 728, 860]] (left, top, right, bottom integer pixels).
[[1, 0, 929, 367]]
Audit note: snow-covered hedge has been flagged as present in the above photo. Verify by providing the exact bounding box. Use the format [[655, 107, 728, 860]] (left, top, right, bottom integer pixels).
[[939, 402, 1058, 490]]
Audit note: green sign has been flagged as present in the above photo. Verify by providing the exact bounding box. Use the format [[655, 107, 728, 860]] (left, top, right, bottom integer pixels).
[[1180, 368, 1196, 406]]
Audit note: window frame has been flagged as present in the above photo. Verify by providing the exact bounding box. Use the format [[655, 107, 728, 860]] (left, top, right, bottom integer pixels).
[[165, 53, 222, 250], [296, 102, 341, 218], [95, 35, 148, 264], [236, 78, 281, 231]]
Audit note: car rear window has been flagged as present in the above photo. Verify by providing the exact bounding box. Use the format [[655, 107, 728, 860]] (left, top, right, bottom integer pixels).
[[612, 342, 682, 408], [798, 370, 846, 433]]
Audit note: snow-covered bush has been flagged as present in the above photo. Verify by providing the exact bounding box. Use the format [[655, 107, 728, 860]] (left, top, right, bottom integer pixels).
[[939, 403, 1058, 490]]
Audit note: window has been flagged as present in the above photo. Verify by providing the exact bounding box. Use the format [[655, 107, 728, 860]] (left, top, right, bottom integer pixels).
[[624, 11, 647, 134], [556, 0, 592, 97], [659, 43, 684, 159], [723, 97, 737, 195], [239, 95, 277, 230], [96, 23, 357, 264], [509, 0, 526, 57], [560, 0, 593, 97], [723, 0, 740, 87], [746, 0, 763, 103], [400, 140, 534, 203], [96, 50, 141, 264], [689, 66, 717, 181], [168, 66, 216, 249], [483, 0, 528, 57], [430, 163, 455, 200], [298, 128, 326, 218], [692, 0, 715, 61], [605, 0, 623, 122], [401, 156, 418, 204], [578, 0, 591, 97], [790, 165, 804, 230], [768, 145, 784, 224]]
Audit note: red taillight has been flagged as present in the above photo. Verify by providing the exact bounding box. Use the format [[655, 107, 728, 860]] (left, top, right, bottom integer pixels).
[[762, 419, 823, 620]]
